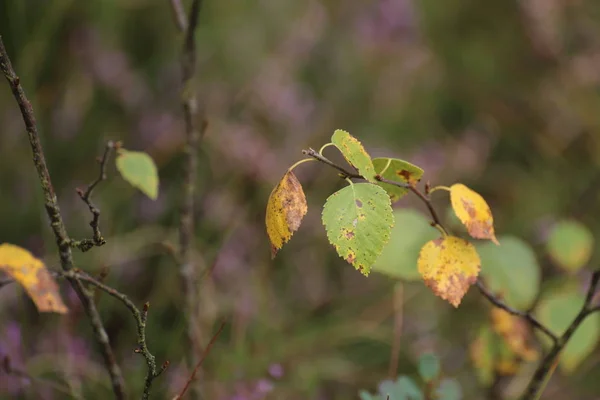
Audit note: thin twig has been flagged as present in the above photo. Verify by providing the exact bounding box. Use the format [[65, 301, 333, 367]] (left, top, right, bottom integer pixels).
[[476, 280, 558, 343], [71, 141, 115, 252], [169, 0, 206, 393], [169, 0, 188, 32], [0, 35, 126, 399], [302, 148, 362, 179], [388, 283, 404, 378], [173, 321, 226, 400], [521, 270, 600, 399], [65, 270, 170, 400]]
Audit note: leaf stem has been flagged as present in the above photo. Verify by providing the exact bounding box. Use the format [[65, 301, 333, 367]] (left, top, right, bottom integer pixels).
[[288, 158, 316, 172], [318, 142, 336, 155], [428, 185, 451, 194]]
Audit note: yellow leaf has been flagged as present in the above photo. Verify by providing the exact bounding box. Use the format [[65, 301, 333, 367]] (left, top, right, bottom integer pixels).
[[0, 243, 68, 314], [450, 184, 499, 244], [265, 170, 308, 258], [418, 236, 480, 307], [491, 308, 538, 361]]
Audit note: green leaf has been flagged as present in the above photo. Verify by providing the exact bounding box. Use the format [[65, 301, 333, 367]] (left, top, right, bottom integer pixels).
[[115, 149, 159, 200], [547, 220, 594, 272], [536, 285, 600, 373], [435, 378, 462, 400], [418, 353, 440, 382], [372, 157, 424, 202], [372, 209, 438, 281], [331, 129, 377, 183], [379, 376, 423, 400], [477, 236, 540, 309], [322, 183, 393, 276]]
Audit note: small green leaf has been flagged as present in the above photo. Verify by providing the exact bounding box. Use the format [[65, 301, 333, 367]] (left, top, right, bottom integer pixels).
[[477, 236, 540, 309], [322, 183, 393, 276], [372, 157, 424, 202], [418, 353, 440, 382], [115, 149, 159, 200], [536, 285, 600, 373], [372, 209, 438, 281], [435, 378, 462, 400], [547, 220, 594, 272], [331, 129, 377, 182], [378, 376, 423, 400]]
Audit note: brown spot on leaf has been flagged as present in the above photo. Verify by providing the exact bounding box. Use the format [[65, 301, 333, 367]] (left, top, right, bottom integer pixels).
[[355, 199, 363, 208], [461, 198, 477, 219], [397, 169, 412, 181]]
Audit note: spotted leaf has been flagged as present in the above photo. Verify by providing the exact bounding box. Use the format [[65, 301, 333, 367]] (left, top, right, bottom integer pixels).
[[418, 236, 480, 307], [266, 170, 308, 257], [331, 129, 377, 182], [372, 157, 423, 202], [450, 184, 498, 244], [322, 183, 393, 276]]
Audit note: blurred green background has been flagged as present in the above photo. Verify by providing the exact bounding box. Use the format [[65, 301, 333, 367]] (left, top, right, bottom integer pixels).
[[1, 0, 600, 399]]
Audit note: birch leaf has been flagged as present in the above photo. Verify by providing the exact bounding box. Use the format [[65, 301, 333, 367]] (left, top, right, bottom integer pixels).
[[331, 129, 377, 183], [450, 184, 498, 244], [265, 170, 308, 257], [0, 243, 68, 314], [115, 149, 159, 200], [418, 236, 480, 307], [322, 183, 393, 276], [372, 157, 423, 202]]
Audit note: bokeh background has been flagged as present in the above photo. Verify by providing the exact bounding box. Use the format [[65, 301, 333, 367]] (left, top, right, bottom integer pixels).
[[1, 0, 600, 399]]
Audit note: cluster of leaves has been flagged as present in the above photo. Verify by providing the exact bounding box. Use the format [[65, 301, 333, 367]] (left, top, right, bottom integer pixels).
[[0, 145, 159, 315], [359, 353, 462, 400], [265, 129, 600, 382], [266, 129, 498, 307]]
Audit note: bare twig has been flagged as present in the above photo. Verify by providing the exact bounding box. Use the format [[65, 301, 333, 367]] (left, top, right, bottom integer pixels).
[[173, 321, 226, 400], [169, 0, 188, 32], [302, 148, 362, 179], [169, 0, 206, 392], [476, 280, 558, 343], [521, 270, 600, 399], [71, 141, 115, 252], [65, 270, 170, 400], [0, 35, 126, 399]]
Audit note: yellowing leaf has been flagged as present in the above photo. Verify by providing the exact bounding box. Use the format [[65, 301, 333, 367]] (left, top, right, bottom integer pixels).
[[265, 170, 308, 257], [372, 157, 423, 202], [470, 325, 522, 385], [490, 308, 538, 361], [417, 236, 480, 307], [450, 184, 498, 244], [0, 243, 68, 314], [322, 183, 393, 276], [331, 130, 377, 183], [115, 149, 159, 200]]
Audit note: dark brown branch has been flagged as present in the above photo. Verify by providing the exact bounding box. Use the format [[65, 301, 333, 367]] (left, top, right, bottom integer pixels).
[[173, 321, 226, 400], [71, 141, 114, 252], [0, 35, 126, 399], [65, 270, 169, 400], [521, 270, 600, 399], [476, 280, 558, 343]]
